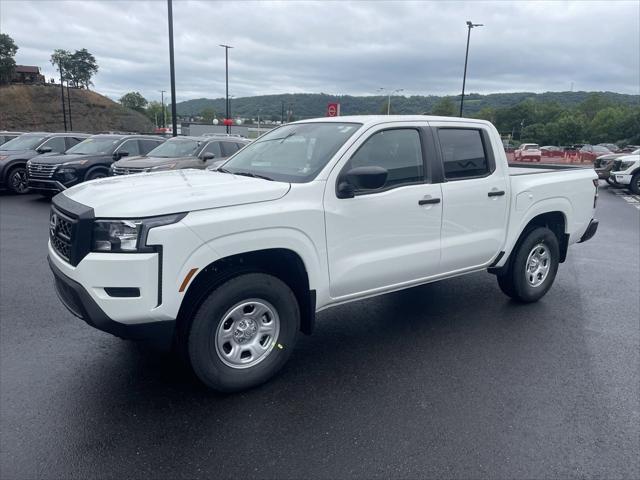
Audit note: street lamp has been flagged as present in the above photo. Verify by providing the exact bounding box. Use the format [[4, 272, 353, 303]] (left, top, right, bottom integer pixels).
[[378, 87, 404, 115], [167, 0, 178, 136], [459, 20, 483, 117], [159, 90, 166, 128], [219, 44, 233, 133]]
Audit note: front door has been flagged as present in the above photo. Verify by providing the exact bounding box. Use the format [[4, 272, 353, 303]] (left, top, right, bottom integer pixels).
[[324, 125, 442, 299]]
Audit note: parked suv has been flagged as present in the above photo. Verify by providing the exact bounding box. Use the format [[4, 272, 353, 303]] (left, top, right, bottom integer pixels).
[[27, 134, 165, 196], [514, 143, 541, 162], [0, 132, 89, 194], [609, 153, 640, 194], [110, 136, 249, 175], [594, 148, 639, 184]]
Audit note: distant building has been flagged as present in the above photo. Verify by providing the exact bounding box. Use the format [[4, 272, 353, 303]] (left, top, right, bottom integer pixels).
[[11, 65, 45, 85]]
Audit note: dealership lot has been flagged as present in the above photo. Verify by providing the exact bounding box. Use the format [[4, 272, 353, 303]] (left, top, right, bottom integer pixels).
[[1, 186, 638, 479]]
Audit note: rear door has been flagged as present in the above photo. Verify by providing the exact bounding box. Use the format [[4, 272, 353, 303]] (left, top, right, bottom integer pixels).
[[324, 123, 442, 299], [431, 123, 509, 273]]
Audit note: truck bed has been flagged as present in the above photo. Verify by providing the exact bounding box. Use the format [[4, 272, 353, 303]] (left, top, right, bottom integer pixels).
[[509, 163, 589, 176]]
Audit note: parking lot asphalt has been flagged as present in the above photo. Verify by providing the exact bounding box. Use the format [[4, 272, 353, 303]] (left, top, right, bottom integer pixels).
[[1, 185, 638, 480]]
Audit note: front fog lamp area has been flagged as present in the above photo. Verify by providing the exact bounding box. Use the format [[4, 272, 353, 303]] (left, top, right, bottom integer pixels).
[[91, 213, 186, 253]]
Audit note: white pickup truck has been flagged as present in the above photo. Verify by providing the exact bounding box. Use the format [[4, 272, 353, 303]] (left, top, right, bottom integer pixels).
[[48, 116, 599, 391]]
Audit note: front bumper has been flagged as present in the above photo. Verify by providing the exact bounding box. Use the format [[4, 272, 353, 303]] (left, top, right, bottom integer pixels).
[[611, 172, 632, 185], [595, 168, 610, 180], [578, 219, 599, 243], [48, 254, 175, 343], [28, 178, 67, 193]]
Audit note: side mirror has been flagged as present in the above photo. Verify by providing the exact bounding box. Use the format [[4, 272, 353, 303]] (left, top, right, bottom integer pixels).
[[337, 166, 388, 199], [202, 152, 216, 161], [38, 146, 52, 154], [113, 151, 129, 160]]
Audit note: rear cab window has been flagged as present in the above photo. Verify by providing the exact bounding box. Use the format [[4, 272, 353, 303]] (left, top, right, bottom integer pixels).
[[436, 128, 494, 180]]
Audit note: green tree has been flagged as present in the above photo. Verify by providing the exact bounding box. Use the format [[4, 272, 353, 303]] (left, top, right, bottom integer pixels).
[[119, 91, 148, 112], [68, 49, 98, 88], [50, 49, 72, 82], [431, 97, 456, 116], [554, 113, 587, 145], [200, 107, 216, 123], [145, 101, 165, 127], [0, 33, 18, 84], [578, 93, 613, 121], [475, 106, 496, 123]]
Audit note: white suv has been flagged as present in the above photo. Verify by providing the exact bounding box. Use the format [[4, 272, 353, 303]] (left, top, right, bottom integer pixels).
[[610, 154, 640, 194]]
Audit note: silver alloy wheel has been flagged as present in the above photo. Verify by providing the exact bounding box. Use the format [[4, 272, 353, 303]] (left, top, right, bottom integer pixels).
[[214, 298, 280, 369], [525, 243, 550, 287], [11, 169, 29, 193]]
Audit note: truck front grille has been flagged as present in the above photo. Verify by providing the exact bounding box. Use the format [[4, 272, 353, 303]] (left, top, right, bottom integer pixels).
[[50, 208, 76, 262], [111, 166, 147, 176], [28, 163, 58, 179], [613, 160, 622, 171]]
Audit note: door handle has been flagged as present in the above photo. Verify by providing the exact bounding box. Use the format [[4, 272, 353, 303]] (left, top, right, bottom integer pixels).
[[418, 197, 441, 205], [488, 190, 505, 197]]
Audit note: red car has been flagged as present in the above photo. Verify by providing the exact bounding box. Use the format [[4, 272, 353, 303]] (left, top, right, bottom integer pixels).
[[578, 144, 612, 163]]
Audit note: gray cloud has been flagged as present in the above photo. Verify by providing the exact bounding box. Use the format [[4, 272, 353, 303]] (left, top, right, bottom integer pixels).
[[1, 0, 638, 104]]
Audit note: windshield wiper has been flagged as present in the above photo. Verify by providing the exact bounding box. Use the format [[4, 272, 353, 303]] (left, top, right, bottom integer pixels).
[[231, 170, 274, 181]]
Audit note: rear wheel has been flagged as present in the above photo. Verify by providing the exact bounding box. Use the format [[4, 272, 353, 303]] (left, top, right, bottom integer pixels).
[[186, 272, 300, 392], [630, 173, 640, 195], [6, 166, 29, 194], [496, 227, 560, 303]]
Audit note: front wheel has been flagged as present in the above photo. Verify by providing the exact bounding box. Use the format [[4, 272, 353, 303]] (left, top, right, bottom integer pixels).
[[186, 273, 300, 392], [85, 169, 108, 181], [497, 227, 560, 303], [630, 173, 640, 195], [6, 166, 29, 194]]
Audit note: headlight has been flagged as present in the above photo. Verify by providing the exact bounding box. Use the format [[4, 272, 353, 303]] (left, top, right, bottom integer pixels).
[[58, 167, 76, 174], [620, 161, 636, 170], [91, 213, 186, 252], [150, 163, 177, 171]]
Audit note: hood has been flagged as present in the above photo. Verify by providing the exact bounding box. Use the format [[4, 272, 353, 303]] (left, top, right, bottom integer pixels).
[[30, 153, 90, 165], [61, 168, 291, 217], [0, 149, 38, 161], [113, 155, 192, 169]]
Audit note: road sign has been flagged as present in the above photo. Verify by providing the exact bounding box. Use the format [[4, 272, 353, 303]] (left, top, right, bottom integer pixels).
[[327, 103, 340, 117]]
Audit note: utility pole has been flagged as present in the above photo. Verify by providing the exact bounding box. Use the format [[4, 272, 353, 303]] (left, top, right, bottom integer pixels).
[[59, 68, 67, 131], [167, 0, 178, 136], [66, 81, 73, 131], [159, 90, 166, 128], [459, 20, 483, 117], [219, 44, 233, 133], [281, 101, 285, 124]]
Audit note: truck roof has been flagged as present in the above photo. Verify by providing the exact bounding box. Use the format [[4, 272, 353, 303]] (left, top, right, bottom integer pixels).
[[293, 115, 494, 127]]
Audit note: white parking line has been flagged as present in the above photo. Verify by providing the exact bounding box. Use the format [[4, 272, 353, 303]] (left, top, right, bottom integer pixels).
[[608, 189, 640, 210]]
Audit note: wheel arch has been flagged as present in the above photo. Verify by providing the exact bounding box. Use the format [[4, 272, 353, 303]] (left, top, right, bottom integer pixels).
[[176, 248, 316, 345]]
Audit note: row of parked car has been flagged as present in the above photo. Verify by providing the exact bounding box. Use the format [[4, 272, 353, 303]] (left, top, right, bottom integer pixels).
[[0, 131, 250, 196], [511, 143, 639, 163]]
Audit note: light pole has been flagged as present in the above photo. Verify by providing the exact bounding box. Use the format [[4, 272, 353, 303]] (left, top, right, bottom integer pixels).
[[378, 87, 404, 115], [66, 80, 73, 130], [219, 44, 233, 133], [459, 20, 483, 117], [159, 90, 166, 128], [59, 67, 67, 131], [167, 0, 178, 136]]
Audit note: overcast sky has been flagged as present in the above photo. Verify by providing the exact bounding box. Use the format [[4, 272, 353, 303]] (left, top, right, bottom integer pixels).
[[1, 1, 638, 103]]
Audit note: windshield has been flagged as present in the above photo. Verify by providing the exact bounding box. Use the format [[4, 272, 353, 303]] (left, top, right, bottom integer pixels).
[[220, 122, 361, 182], [0, 134, 47, 151], [66, 137, 120, 155], [147, 138, 202, 158]]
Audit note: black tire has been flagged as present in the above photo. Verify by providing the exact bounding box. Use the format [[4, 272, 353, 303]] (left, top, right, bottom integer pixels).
[[496, 227, 559, 303], [630, 173, 640, 195], [605, 177, 616, 186], [85, 169, 108, 181], [6, 165, 29, 194], [187, 272, 300, 392]]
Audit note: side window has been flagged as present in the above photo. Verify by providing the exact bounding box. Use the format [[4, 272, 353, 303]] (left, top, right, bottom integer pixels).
[[201, 141, 223, 158], [345, 129, 424, 191], [438, 129, 490, 180], [221, 141, 240, 157], [139, 139, 163, 154], [65, 136, 84, 149], [118, 139, 140, 156], [41, 136, 66, 153], [235, 142, 247, 151]]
